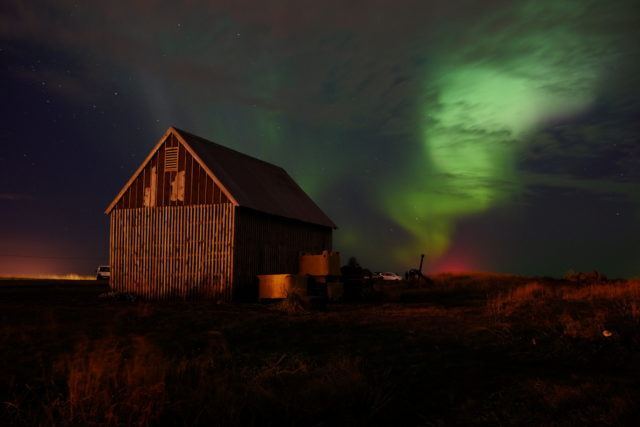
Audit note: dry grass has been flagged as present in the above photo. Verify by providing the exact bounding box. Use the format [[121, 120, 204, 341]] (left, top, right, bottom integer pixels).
[[562, 280, 640, 302], [2, 277, 640, 425], [270, 292, 309, 314], [50, 335, 166, 426], [486, 282, 551, 317], [485, 280, 640, 339], [6, 339, 379, 426]]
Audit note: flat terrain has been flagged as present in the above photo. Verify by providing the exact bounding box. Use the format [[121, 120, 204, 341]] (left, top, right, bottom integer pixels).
[[2, 275, 640, 426]]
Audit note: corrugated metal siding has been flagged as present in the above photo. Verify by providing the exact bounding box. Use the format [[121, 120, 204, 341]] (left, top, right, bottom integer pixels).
[[233, 208, 332, 300], [110, 204, 234, 300]]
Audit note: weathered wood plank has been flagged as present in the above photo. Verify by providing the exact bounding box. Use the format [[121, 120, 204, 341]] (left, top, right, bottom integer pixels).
[[110, 205, 235, 300]]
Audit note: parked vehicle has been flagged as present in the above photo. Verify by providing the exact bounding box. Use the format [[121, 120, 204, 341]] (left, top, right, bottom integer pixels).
[[379, 272, 402, 281], [362, 269, 374, 280], [96, 265, 111, 280]]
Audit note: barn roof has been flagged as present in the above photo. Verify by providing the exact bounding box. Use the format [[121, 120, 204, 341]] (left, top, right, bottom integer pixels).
[[106, 127, 336, 229]]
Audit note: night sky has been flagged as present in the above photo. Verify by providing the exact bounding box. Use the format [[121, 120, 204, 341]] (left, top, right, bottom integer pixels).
[[1, 1, 639, 277]]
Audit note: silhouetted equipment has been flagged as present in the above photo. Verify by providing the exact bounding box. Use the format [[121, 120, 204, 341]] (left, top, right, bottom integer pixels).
[[105, 127, 336, 301], [299, 250, 343, 300], [258, 250, 342, 302], [406, 253, 431, 284], [299, 251, 341, 276], [258, 274, 308, 299], [340, 257, 369, 300]]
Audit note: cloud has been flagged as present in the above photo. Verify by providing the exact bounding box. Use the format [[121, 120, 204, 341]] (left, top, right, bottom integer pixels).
[[520, 109, 640, 183]]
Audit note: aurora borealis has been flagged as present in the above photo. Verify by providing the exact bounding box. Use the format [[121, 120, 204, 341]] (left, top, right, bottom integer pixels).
[[387, 1, 605, 265], [1, 0, 639, 276]]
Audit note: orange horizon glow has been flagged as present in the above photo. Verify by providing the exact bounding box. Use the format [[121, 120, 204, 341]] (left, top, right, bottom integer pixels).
[[426, 247, 484, 275], [0, 273, 96, 280], [0, 238, 103, 278]]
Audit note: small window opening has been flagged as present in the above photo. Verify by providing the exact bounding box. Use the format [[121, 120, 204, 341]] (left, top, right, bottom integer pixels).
[[165, 147, 179, 172]]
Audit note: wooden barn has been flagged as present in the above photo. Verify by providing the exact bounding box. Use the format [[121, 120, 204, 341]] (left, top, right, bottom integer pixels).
[[105, 127, 336, 300]]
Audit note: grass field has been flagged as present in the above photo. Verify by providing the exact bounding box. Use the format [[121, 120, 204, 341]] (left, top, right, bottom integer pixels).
[[2, 275, 640, 426]]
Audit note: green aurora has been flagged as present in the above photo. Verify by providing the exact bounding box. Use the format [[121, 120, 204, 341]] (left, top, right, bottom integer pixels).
[[383, 1, 609, 265], [2, 0, 639, 276]]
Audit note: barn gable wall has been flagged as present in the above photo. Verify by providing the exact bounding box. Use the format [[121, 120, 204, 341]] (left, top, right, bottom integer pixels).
[[114, 133, 229, 210], [232, 208, 332, 300]]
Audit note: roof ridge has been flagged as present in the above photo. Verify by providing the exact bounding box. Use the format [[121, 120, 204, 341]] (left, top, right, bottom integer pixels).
[[171, 126, 336, 229], [172, 127, 286, 171]]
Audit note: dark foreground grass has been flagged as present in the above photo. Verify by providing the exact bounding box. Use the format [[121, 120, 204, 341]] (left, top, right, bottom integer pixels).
[[2, 275, 640, 426]]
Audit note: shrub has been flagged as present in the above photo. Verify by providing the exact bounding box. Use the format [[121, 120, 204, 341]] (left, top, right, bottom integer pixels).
[[563, 270, 608, 284], [486, 282, 550, 317]]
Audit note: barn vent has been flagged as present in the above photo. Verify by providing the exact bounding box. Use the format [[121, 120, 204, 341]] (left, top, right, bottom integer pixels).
[[164, 147, 179, 172]]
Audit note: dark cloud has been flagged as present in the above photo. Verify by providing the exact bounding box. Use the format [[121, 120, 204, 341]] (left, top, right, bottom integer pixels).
[[520, 107, 640, 183]]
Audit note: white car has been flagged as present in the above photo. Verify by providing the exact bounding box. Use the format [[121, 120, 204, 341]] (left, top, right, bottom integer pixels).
[[380, 272, 402, 281], [96, 265, 111, 280]]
